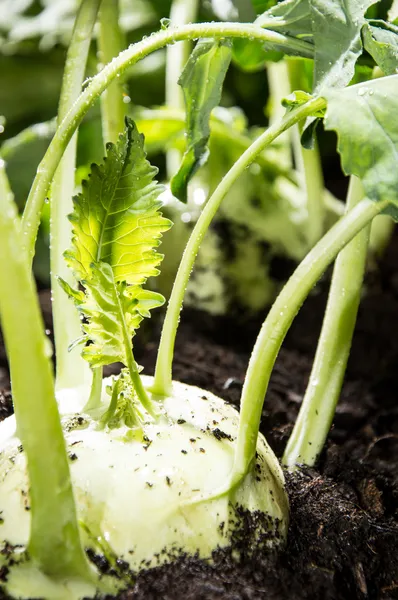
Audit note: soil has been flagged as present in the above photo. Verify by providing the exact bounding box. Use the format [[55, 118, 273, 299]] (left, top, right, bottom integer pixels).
[[1, 236, 398, 599]]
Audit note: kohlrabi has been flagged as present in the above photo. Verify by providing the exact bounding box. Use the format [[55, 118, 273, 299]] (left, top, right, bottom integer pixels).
[[1, 0, 398, 598]]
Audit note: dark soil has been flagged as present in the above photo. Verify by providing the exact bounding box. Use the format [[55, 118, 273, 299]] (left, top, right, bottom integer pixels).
[[1, 237, 398, 599]]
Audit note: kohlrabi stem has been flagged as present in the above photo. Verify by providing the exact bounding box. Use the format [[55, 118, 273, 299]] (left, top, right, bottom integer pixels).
[[267, 61, 292, 166], [22, 22, 313, 263], [0, 161, 91, 580], [165, 0, 199, 178], [151, 97, 326, 396], [98, 0, 126, 144], [51, 0, 100, 393], [283, 176, 370, 468], [369, 213, 395, 258], [83, 366, 103, 412], [286, 59, 325, 246], [231, 196, 388, 484]]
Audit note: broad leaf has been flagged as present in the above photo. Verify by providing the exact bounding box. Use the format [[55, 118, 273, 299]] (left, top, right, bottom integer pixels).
[[257, 0, 377, 91], [311, 0, 376, 92], [256, 0, 313, 43], [78, 262, 164, 368], [66, 117, 172, 283], [170, 39, 232, 203], [324, 75, 398, 218], [362, 20, 398, 75]]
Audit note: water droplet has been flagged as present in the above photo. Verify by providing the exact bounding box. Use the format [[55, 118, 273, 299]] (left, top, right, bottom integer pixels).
[[123, 95, 131, 104], [44, 197, 50, 204], [0, 125, 4, 134], [358, 87, 367, 96]]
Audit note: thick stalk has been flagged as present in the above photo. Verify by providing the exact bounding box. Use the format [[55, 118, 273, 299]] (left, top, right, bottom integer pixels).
[[51, 0, 100, 393], [22, 21, 314, 263], [98, 0, 126, 144], [283, 176, 370, 468], [151, 97, 326, 396], [165, 0, 199, 177], [0, 162, 91, 579], [231, 196, 388, 483]]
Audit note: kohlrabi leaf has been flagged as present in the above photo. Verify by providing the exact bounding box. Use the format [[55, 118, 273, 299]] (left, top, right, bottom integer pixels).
[[66, 117, 172, 282], [311, 0, 376, 92], [324, 75, 398, 218], [63, 118, 171, 375], [362, 20, 398, 75], [257, 0, 375, 90], [170, 39, 232, 203], [256, 0, 313, 43], [77, 262, 164, 367]]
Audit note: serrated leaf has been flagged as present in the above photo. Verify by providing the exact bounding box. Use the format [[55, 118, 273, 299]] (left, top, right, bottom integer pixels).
[[362, 20, 398, 75], [78, 262, 164, 368], [66, 117, 172, 283], [62, 118, 171, 376], [170, 39, 232, 203], [324, 75, 398, 219]]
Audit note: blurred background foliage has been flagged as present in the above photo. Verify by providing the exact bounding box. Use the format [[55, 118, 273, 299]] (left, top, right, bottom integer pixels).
[[0, 0, 393, 315]]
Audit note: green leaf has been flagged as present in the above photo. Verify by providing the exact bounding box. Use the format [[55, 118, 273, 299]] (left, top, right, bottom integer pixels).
[[170, 39, 232, 203], [257, 0, 376, 90], [256, 0, 313, 43], [310, 0, 376, 92], [324, 75, 398, 218], [362, 20, 398, 75], [63, 118, 171, 376], [78, 262, 164, 368], [66, 117, 172, 282]]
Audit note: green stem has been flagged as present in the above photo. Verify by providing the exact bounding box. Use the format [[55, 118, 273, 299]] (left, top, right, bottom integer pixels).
[[98, 0, 126, 144], [83, 366, 103, 412], [231, 196, 388, 484], [151, 97, 326, 396], [369, 213, 395, 258], [22, 21, 314, 263], [134, 107, 294, 180], [283, 176, 370, 468], [51, 0, 100, 393], [165, 0, 199, 178], [0, 162, 91, 579], [267, 61, 293, 167], [286, 59, 325, 246]]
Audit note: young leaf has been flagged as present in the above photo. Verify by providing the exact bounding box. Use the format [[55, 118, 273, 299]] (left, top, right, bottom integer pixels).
[[362, 20, 398, 75], [62, 118, 171, 407], [66, 117, 171, 282], [170, 39, 232, 203], [324, 75, 398, 218]]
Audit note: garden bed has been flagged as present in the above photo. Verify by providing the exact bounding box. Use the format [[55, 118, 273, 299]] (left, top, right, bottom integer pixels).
[[1, 234, 398, 599]]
